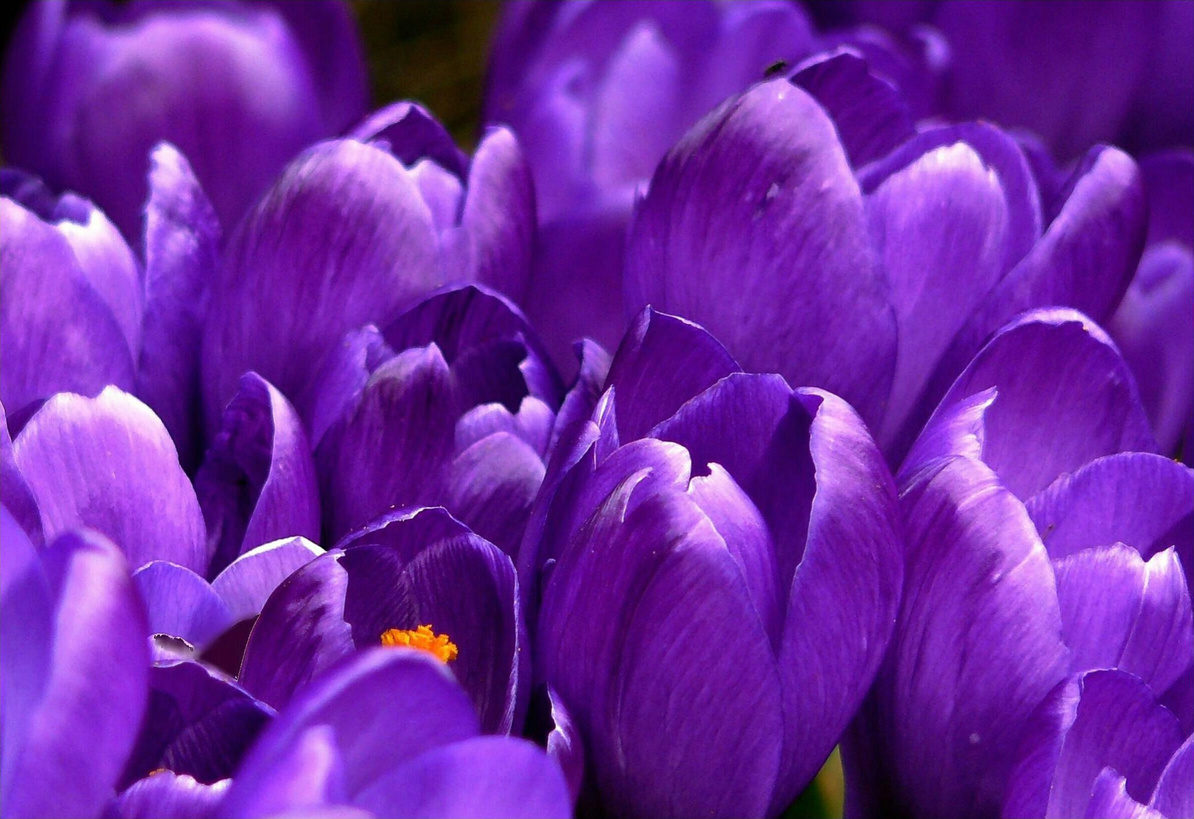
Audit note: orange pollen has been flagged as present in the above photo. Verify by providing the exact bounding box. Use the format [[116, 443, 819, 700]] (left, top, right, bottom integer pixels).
[[379, 624, 458, 663]]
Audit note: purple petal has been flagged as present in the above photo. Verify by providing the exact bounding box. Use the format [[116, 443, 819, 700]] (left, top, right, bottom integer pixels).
[[452, 128, 535, 302], [624, 78, 896, 428], [1, 197, 136, 413], [1053, 544, 1193, 693], [538, 481, 783, 819], [210, 537, 324, 625], [13, 387, 207, 572], [3, 531, 149, 819], [301, 325, 394, 449], [1026, 452, 1193, 587], [1084, 770, 1165, 819], [456, 397, 554, 458], [852, 455, 1068, 818], [221, 724, 346, 819], [201, 139, 442, 431], [605, 308, 740, 442], [238, 552, 354, 709], [444, 432, 544, 559], [551, 339, 612, 452], [861, 130, 1033, 454], [772, 389, 903, 811], [123, 660, 271, 788], [338, 530, 524, 735], [1150, 736, 1193, 819], [0, 400, 42, 545], [921, 146, 1147, 432], [316, 346, 458, 542], [108, 773, 228, 819], [135, 143, 221, 471], [1003, 670, 1184, 819], [226, 649, 480, 816], [350, 101, 468, 178], [543, 686, 585, 802], [195, 372, 319, 578], [1140, 151, 1194, 248], [353, 736, 571, 819], [789, 49, 914, 167], [1108, 243, 1194, 453], [133, 562, 233, 649], [925, 309, 1156, 500]]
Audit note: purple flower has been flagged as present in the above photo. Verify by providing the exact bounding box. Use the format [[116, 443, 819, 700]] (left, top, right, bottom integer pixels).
[[1, 0, 368, 239], [310, 285, 559, 555], [525, 309, 903, 817], [484, 0, 945, 368], [1, 510, 149, 818], [200, 104, 535, 433], [215, 648, 571, 818], [811, 0, 1194, 159], [235, 506, 527, 737], [844, 308, 1192, 818], [626, 70, 1147, 460], [1002, 669, 1191, 819], [2, 144, 221, 467], [1108, 151, 1194, 458]]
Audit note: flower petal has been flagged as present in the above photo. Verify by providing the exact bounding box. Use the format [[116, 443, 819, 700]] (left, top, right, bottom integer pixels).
[[13, 387, 207, 572], [1002, 670, 1183, 819], [108, 773, 229, 819], [195, 373, 320, 578], [133, 562, 233, 649], [444, 432, 545, 559], [1150, 735, 1193, 819], [0, 400, 41, 545], [353, 736, 571, 819], [624, 78, 896, 428], [605, 308, 740, 442], [135, 143, 221, 471], [3, 530, 149, 819], [210, 537, 324, 625], [1084, 769, 1164, 819]]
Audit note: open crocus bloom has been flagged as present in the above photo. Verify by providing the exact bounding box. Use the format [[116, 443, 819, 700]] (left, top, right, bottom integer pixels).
[[0, 0, 368, 239], [200, 104, 535, 432], [625, 66, 1148, 462], [845, 308, 1192, 818], [523, 308, 903, 817]]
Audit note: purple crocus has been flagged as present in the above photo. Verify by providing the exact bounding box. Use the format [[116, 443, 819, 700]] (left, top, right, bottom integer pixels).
[[844, 308, 1192, 818], [625, 67, 1147, 461], [2, 144, 220, 468], [309, 285, 560, 555], [809, 0, 1194, 159], [235, 506, 527, 737], [214, 648, 571, 818], [1002, 669, 1192, 819], [200, 104, 535, 433], [1, 509, 149, 818], [524, 308, 903, 817], [1, 0, 368, 239], [484, 0, 944, 367]]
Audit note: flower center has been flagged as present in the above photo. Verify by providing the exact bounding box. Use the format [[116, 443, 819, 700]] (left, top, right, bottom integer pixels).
[[379, 624, 458, 663]]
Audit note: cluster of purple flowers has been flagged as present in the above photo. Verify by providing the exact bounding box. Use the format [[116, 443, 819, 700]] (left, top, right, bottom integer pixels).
[[1, 2, 1190, 818]]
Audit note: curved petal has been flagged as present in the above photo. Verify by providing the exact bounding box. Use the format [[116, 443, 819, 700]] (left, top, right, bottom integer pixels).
[[1002, 670, 1184, 819], [195, 372, 319, 578], [300, 325, 394, 449], [1026, 452, 1193, 586], [1150, 736, 1193, 819], [133, 562, 234, 649], [201, 139, 442, 430], [123, 660, 271, 788], [1053, 545, 1193, 693], [925, 309, 1156, 500], [772, 389, 903, 811], [238, 552, 354, 709], [13, 387, 207, 572], [624, 78, 896, 428], [316, 346, 458, 542], [211, 537, 324, 625], [790, 49, 914, 167], [605, 308, 740, 442], [921, 146, 1147, 433], [444, 432, 544, 559], [350, 101, 468, 178], [226, 649, 481, 816], [1108, 243, 1194, 453], [0, 400, 41, 545], [1084, 770, 1164, 819], [851, 456, 1068, 818], [551, 339, 612, 452], [544, 686, 585, 802], [1, 198, 136, 413], [110, 773, 228, 819], [3, 531, 149, 819], [136, 143, 221, 471], [1140, 151, 1194, 248], [354, 736, 571, 819]]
